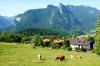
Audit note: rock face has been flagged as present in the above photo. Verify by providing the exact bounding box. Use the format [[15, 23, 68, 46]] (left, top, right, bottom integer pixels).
[[5, 3, 100, 33], [14, 3, 81, 31]]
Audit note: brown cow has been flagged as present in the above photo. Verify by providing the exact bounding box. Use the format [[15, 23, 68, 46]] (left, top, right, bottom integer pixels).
[[56, 55, 65, 62]]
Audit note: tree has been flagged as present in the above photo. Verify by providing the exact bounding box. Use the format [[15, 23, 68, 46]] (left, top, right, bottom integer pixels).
[[34, 35, 42, 46], [61, 36, 70, 50], [94, 15, 100, 55]]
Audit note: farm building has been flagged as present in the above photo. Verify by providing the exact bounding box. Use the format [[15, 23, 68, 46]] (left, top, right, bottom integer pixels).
[[53, 39, 64, 45], [69, 38, 93, 50]]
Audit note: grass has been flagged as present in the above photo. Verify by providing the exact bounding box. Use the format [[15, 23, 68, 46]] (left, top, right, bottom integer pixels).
[[0, 42, 100, 66]]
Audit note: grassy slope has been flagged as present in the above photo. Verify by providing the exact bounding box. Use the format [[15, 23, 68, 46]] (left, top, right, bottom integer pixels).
[[0, 43, 100, 66]]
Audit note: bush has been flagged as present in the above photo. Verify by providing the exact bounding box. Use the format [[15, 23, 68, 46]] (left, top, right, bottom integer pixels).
[[61, 45, 66, 50], [24, 41, 30, 44], [75, 47, 80, 52], [67, 47, 72, 51], [61, 37, 70, 50], [97, 52, 100, 55], [34, 35, 42, 46], [0, 33, 22, 43], [33, 46, 36, 49], [94, 46, 100, 55], [81, 47, 87, 52], [51, 44, 61, 49], [21, 37, 31, 43]]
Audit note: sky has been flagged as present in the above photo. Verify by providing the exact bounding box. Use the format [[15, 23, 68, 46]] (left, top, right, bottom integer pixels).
[[0, 0, 100, 16]]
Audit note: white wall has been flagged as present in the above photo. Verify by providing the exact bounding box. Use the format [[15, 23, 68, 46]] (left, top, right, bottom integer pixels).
[[70, 44, 91, 50], [70, 45, 81, 50]]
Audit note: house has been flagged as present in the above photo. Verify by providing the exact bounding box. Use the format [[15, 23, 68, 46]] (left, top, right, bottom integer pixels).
[[69, 38, 93, 51]]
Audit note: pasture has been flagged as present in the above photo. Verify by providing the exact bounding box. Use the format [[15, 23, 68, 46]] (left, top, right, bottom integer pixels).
[[0, 43, 100, 66]]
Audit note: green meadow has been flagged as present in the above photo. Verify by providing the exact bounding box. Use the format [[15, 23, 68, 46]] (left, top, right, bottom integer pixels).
[[0, 43, 100, 66]]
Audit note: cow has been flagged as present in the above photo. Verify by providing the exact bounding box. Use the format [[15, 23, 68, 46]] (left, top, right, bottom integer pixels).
[[70, 54, 82, 60], [37, 54, 42, 61], [56, 55, 65, 62], [70, 55, 76, 59]]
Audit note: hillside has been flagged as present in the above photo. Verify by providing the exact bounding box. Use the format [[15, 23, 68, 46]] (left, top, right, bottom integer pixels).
[[4, 16, 16, 24], [10, 3, 100, 33], [0, 16, 11, 31]]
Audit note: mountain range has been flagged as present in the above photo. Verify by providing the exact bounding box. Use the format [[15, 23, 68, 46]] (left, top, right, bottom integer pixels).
[[0, 3, 100, 35], [0, 16, 11, 32]]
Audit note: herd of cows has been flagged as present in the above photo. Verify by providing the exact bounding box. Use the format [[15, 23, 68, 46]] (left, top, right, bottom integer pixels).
[[35, 54, 82, 62]]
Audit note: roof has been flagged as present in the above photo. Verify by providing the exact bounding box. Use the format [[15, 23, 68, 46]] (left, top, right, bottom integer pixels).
[[53, 39, 64, 44], [70, 38, 91, 46]]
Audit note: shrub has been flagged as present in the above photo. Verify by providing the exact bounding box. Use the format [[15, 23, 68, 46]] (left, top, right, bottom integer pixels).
[[61, 45, 66, 50], [0, 33, 22, 43], [51, 44, 61, 49], [21, 37, 31, 43], [81, 47, 87, 52], [33, 46, 36, 49], [61, 37, 70, 50], [67, 47, 72, 51], [94, 46, 100, 55], [75, 47, 80, 52], [24, 41, 30, 44], [34, 35, 42, 46]]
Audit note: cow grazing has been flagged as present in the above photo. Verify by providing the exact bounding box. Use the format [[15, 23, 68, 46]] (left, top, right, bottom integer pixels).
[[37, 54, 42, 61], [70, 55, 76, 59], [70, 54, 82, 60], [76, 54, 82, 59], [56, 55, 65, 62]]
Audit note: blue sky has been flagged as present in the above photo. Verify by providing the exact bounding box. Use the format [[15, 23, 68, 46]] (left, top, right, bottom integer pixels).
[[0, 0, 100, 16]]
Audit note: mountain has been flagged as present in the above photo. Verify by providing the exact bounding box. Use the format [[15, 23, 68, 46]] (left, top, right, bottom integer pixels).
[[0, 16, 11, 32], [6, 3, 100, 35], [67, 5, 100, 30], [4, 16, 16, 24]]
